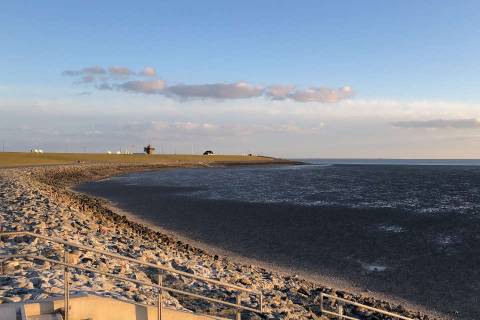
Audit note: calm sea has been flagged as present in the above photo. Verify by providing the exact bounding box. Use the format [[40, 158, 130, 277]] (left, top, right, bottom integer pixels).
[[107, 159, 480, 215]]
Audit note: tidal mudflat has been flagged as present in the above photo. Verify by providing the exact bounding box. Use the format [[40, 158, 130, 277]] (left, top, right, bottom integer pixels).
[[76, 163, 480, 319]]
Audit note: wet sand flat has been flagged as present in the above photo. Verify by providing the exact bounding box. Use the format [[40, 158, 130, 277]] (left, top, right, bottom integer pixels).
[[77, 180, 480, 319]]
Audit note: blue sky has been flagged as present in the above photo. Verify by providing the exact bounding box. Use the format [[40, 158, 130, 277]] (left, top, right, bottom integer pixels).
[[1, 1, 480, 157]]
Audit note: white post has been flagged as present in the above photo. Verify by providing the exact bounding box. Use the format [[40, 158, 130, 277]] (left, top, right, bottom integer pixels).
[[319, 293, 324, 315], [157, 274, 163, 320], [236, 294, 241, 320], [259, 292, 263, 313], [337, 301, 344, 320], [0, 225, 3, 275], [64, 247, 70, 320]]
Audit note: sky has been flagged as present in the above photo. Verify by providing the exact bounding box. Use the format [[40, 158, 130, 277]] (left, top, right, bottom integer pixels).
[[1, 1, 480, 158]]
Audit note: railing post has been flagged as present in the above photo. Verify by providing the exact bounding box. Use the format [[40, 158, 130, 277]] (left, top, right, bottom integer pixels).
[[0, 232, 267, 319], [236, 294, 241, 320], [157, 274, 163, 320], [319, 293, 324, 315], [259, 292, 263, 313], [337, 300, 344, 320], [64, 246, 70, 320], [0, 225, 4, 275]]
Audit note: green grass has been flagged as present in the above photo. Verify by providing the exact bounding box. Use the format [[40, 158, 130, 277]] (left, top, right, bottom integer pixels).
[[0, 152, 280, 168]]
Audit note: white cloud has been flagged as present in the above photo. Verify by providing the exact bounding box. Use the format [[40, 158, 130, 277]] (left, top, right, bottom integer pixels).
[[130, 120, 324, 138], [78, 75, 96, 84], [265, 85, 295, 99], [265, 85, 353, 103], [63, 66, 107, 76], [287, 86, 353, 103], [391, 118, 480, 129], [108, 66, 135, 76], [84, 129, 102, 136], [96, 83, 114, 91], [140, 67, 157, 77], [173, 122, 217, 131], [117, 80, 167, 94], [63, 65, 147, 82], [166, 81, 264, 99]]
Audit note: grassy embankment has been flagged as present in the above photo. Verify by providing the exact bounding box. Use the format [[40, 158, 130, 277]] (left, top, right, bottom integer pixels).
[[0, 152, 289, 168]]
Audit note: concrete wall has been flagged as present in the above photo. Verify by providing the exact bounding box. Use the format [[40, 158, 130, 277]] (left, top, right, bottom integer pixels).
[[0, 295, 229, 320]]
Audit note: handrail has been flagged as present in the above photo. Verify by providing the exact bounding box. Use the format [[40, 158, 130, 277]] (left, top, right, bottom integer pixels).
[[0, 231, 263, 319], [0, 231, 259, 294], [320, 293, 414, 320], [0, 253, 261, 314]]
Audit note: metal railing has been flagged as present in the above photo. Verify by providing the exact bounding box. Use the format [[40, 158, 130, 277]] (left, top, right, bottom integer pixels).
[[0, 231, 263, 320], [319, 293, 414, 320]]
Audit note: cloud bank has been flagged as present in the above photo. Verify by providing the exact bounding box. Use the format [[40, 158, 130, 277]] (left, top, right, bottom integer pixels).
[[167, 82, 264, 99], [125, 120, 325, 138], [63, 65, 353, 103], [4, 96, 480, 157], [391, 118, 480, 129]]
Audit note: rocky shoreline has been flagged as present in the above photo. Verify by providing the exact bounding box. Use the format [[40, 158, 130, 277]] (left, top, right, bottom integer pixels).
[[0, 163, 438, 319]]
